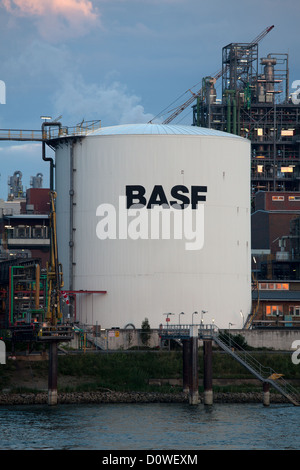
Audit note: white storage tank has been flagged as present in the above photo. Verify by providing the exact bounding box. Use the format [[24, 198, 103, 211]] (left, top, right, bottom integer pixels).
[[54, 123, 251, 329]]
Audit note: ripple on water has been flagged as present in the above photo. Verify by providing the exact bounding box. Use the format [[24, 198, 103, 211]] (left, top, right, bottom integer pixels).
[[0, 403, 299, 450]]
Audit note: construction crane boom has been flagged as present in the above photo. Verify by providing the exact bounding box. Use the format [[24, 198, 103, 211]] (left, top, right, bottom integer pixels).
[[156, 25, 274, 125]]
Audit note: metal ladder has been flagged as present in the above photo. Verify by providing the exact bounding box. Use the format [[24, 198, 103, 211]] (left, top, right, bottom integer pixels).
[[201, 325, 299, 406]]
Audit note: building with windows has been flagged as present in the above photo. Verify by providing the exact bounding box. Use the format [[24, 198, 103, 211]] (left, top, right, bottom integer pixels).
[[0, 187, 50, 267], [251, 280, 300, 328], [192, 44, 300, 198], [251, 191, 300, 280]]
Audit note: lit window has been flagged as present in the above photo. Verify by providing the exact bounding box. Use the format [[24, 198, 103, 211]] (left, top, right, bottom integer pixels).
[[259, 283, 289, 290], [266, 305, 283, 316], [259, 283, 267, 290], [257, 165, 264, 173], [272, 196, 285, 201]]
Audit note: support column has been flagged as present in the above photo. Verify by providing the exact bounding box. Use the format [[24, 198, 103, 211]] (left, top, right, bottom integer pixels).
[[203, 339, 213, 405], [189, 326, 199, 405], [48, 341, 58, 406], [263, 382, 270, 407], [182, 339, 190, 393]]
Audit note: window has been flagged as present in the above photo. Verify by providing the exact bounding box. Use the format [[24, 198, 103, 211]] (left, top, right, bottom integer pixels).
[[257, 164, 264, 173], [259, 283, 289, 290], [289, 196, 300, 202], [266, 305, 283, 316], [272, 196, 285, 201], [289, 307, 300, 316]]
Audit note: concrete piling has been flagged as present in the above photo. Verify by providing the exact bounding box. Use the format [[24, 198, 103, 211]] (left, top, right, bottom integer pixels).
[[203, 339, 213, 405], [48, 342, 58, 406], [188, 326, 199, 405], [182, 339, 190, 394], [263, 382, 270, 407]]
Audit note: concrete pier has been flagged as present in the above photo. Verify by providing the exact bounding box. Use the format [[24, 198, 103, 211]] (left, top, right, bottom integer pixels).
[[48, 342, 58, 406], [188, 326, 199, 405], [182, 339, 190, 393], [263, 382, 270, 407], [203, 339, 213, 405]]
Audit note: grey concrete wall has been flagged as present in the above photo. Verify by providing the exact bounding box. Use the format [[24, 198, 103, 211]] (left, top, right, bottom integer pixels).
[[77, 327, 300, 351], [235, 329, 300, 351]]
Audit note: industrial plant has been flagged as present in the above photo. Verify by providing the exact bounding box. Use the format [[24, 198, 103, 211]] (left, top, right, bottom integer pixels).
[[0, 24, 299, 359], [188, 25, 300, 328]]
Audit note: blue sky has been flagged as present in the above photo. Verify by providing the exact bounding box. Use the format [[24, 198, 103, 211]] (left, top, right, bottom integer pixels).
[[0, 0, 299, 199]]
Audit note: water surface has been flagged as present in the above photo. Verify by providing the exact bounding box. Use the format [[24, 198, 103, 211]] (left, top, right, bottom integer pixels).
[[0, 402, 298, 450]]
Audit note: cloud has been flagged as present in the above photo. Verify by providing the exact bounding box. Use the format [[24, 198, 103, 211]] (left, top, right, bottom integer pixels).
[[1, 0, 100, 41], [53, 74, 154, 126], [1, 38, 153, 127], [0, 142, 40, 154]]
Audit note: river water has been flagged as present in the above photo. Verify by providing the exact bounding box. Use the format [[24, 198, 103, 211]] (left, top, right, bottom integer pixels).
[[0, 402, 299, 451]]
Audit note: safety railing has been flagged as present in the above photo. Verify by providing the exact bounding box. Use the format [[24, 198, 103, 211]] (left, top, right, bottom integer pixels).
[[44, 120, 101, 140], [0, 129, 43, 141], [0, 120, 101, 142], [212, 327, 300, 406], [160, 322, 300, 405]]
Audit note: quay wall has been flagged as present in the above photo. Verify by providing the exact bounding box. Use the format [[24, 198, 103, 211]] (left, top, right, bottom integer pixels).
[[76, 327, 300, 351]]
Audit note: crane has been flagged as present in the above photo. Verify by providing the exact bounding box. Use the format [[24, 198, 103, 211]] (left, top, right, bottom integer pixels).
[[151, 25, 274, 125]]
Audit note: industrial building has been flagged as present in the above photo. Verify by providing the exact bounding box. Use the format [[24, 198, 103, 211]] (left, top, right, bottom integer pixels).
[[188, 31, 300, 328], [0, 174, 52, 334], [1, 26, 300, 338], [0, 174, 50, 267], [192, 42, 300, 197]]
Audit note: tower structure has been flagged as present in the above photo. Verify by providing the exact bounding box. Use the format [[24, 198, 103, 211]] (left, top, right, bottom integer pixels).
[[193, 44, 299, 197]]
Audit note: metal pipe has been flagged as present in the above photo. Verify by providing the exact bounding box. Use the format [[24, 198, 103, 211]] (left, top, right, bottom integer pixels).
[[69, 141, 75, 292], [42, 122, 62, 191], [227, 94, 231, 134], [232, 97, 237, 135], [35, 263, 40, 310]]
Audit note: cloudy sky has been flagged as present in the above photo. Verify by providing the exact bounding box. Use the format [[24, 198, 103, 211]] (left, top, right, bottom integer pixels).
[[0, 0, 299, 199]]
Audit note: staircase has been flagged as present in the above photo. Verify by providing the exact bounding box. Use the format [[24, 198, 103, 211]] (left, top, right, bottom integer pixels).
[[204, 326, 299, 406]]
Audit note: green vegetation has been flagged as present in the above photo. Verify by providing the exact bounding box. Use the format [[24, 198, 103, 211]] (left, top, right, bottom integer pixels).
[[57, 351, 183, 392], [1, 349, 300, 395], [140, 318, 151, 346]]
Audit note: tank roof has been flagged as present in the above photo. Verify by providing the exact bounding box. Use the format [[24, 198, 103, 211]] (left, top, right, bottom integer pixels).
[[87, 123, 245, 139]]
